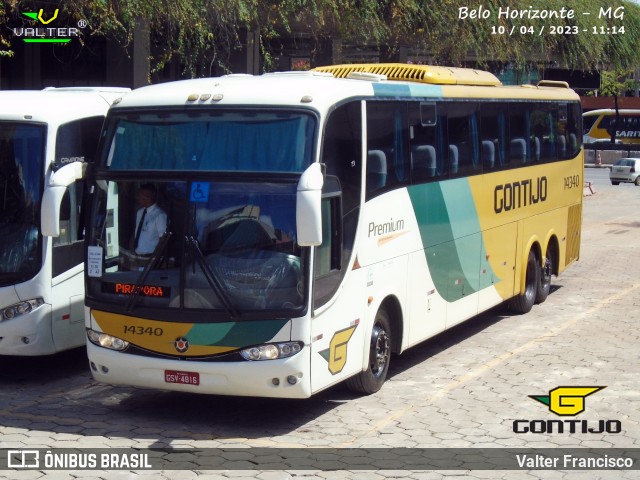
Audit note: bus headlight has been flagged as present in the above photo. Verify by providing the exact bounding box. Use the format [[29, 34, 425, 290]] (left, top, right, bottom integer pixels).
[[240, 342, 303, 361], [0, 298, 44, 322], [87, 329, 129, 351]]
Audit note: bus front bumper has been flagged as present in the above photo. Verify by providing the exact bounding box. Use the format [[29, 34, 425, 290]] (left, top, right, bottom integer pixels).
[[87, 341, 313, 398], [0, 303, 55, 356]]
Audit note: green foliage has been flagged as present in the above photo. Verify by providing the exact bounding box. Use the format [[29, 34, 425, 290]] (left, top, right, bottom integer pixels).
[[1, 0, 639, 77], [599, 69, 631, 96]]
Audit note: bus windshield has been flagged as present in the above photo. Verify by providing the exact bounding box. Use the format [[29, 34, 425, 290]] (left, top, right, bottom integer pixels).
[[0, 123, 44, 285], [87, 179, 305, 318], [582, 114, 599, 136], [104, 110, 316, 172]]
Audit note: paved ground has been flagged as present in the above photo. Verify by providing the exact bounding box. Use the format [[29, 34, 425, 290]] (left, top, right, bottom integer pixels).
[[0, 169, 638, 479]]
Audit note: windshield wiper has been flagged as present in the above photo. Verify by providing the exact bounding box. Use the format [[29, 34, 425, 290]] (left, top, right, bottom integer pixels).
[[185, 235, 239, 318], [125, 231, 172, 312]]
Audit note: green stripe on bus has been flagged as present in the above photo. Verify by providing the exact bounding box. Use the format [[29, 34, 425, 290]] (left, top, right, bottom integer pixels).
[[185, 319, 289, 348], [373, 83, 442, 98], [408, 179, 495, 301]]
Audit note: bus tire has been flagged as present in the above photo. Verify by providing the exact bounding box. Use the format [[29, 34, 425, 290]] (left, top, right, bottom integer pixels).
[[635, 177, 640, 186], [345, 308, 391, 395], [535, 244, 556, 304], [509, 249, 539, 314]]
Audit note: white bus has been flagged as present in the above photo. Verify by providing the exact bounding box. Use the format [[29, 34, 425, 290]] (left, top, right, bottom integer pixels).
[[85, 64, 582, 397], [0, 87, 128, 355]]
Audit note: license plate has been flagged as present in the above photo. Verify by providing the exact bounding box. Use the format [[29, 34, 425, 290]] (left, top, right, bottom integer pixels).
[[164, 370, 200, 385]]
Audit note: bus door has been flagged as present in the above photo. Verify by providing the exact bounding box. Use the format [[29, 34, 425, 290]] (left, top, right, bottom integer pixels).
[[50, 181, 86, 350]]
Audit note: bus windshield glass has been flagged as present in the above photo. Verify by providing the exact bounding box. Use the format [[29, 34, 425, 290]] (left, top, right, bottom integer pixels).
[[0, 123, 44, 285], [105, 110, 316, 172], [87, 179, 305, 317]]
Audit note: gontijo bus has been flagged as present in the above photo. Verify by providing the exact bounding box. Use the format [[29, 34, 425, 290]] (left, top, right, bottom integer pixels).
[[85, 64, 582, 397], [0, 87, 128, 355]]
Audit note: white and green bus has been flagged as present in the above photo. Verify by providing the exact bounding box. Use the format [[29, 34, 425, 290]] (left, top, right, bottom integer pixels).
[[0, 87, 128, 355], [85, 64, 582, 397]]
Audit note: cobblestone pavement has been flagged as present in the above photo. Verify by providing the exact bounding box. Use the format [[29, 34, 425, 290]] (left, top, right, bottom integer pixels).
[[0, 172, 638, 479]]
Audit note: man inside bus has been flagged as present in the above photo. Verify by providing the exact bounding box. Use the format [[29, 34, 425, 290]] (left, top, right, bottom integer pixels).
[[132, 183, 168, 257]]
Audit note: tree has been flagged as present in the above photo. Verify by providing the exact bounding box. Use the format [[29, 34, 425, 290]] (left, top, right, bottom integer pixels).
[[599, 69, 631, 142], [2, 0, 640, 77]]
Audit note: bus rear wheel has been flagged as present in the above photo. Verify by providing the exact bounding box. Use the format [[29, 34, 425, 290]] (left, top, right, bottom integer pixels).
[[536, 245, 556, 304], [345, 309, 391, 395], [509, 249, 539, 314]]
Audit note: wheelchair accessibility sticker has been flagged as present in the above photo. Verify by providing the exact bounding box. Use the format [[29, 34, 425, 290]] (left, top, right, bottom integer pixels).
[[190, 182, 210, 202]]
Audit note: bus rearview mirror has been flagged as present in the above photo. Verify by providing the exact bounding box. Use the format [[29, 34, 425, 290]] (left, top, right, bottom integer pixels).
[[296, 163, 324, 246], [41, 162, 86, 237]]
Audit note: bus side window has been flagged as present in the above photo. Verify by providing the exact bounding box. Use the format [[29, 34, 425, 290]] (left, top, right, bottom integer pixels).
[[366, 102, 409, 198], [566, 103, 582, 157], [409, 102, 446, 183], [444, 102, 480, 178], [55, 116, 105, 167], [480, 103, 507, 170], [530, 103, 558, 162], [315, 101, 362, 308], [508, 104, 531, 165], [52, 180, 85, 277]]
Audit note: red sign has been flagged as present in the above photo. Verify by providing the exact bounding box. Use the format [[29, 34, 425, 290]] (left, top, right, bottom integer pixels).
[[165, 370, 200, 385], [103, 283, 170, 298]]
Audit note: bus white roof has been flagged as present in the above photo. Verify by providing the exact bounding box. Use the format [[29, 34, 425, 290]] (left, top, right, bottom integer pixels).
[[111, 70, 579, 113], [583, 108, 640, 116], [0, 87, 129, 124], [112, 73, 370, 112]]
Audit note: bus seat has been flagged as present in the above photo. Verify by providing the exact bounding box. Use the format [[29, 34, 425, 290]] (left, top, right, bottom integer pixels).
[[568, 133, 577, 150], [367, 150, 387, 190], [449, 145, 458, 175], [481, 140, 495, 169], [557, 135, 566, 156], [533, 137, 541, 162], [510, 138, 527, 163], [412, 145, 437, 179]]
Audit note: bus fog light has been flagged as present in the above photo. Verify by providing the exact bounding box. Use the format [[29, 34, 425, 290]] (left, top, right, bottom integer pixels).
[[240, 341, 303, 361], [287, 375, 298, 385]]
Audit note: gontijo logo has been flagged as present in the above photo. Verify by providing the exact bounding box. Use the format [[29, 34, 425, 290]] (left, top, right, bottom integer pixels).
[[513, 385, 622, 434], [13, 9, 84, 44], [530, 386, 605, 416]]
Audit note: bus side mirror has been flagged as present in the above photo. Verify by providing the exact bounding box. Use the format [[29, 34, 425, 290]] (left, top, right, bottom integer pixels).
[[296, 163, 324, 246], [41, 162, 86, 237]]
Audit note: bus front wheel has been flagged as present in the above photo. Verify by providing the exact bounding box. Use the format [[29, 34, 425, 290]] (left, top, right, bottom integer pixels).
[[509, 249, 539, 314], [345, 309, 391, 395]]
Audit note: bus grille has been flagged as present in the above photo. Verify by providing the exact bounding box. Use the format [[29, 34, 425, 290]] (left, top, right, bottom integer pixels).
[[566, 204, 582, 266]]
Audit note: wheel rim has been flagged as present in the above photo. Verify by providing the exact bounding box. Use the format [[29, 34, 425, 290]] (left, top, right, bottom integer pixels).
[[541, 256, 552, 290], [370, 324, 390, 378], [525, 258, 537, 301]]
